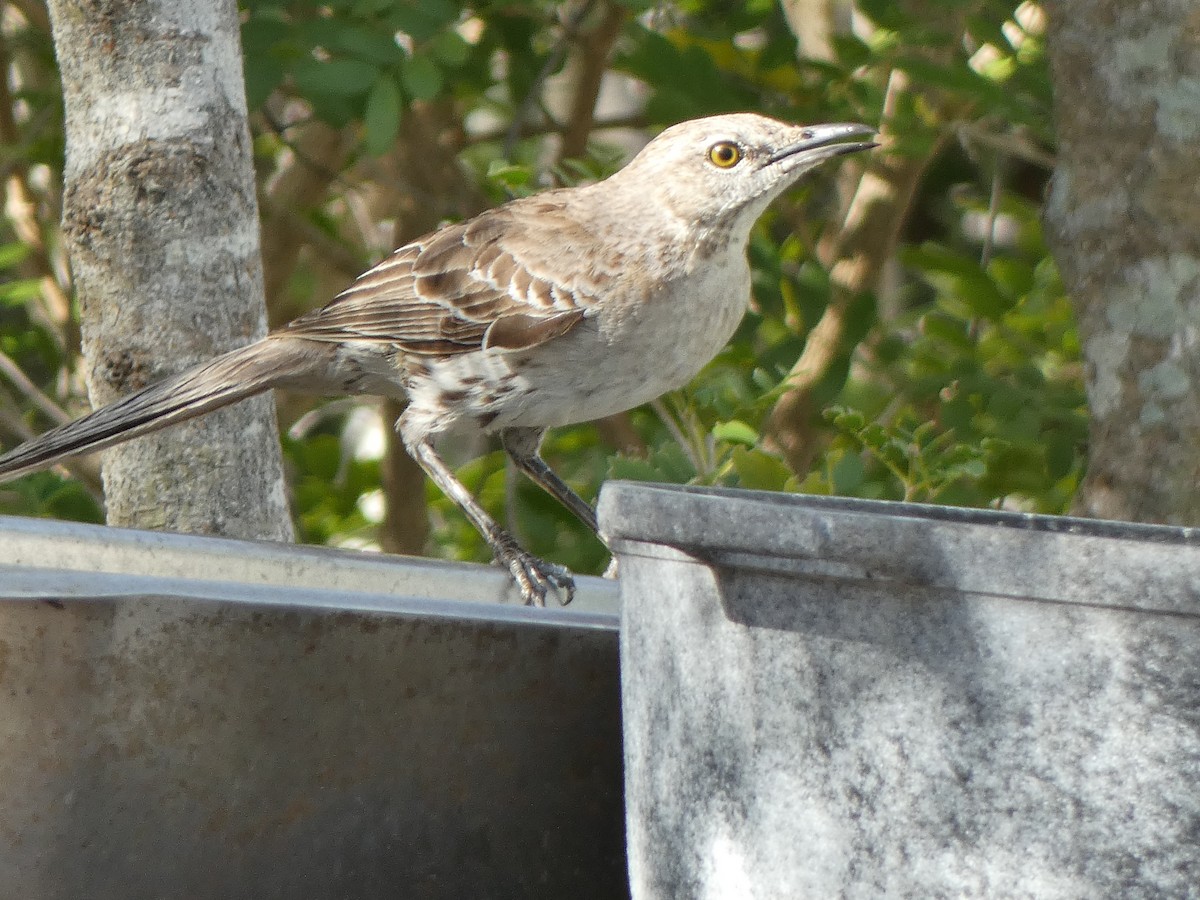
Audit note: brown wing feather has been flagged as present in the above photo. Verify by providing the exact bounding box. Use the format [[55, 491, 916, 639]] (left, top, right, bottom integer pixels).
[[280, 195, 600, 357], [483, 309, 586, 352]]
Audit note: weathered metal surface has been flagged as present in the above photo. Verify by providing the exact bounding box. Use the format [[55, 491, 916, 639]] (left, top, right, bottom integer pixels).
[[601, 483, 1200, 900], [0, 515, 624, 899]]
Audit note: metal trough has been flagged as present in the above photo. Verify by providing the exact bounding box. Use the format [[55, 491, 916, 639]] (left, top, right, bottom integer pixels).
[[602, 483, 1200, 900], [0, 515, 624, 899]]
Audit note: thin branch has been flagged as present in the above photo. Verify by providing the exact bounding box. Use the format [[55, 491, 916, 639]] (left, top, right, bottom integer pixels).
[[957, 120, 1056, 170], [980, 158, 1003, 269], [379, 398, 430, 556], [502, 0, 598, 161], [256, 106, 357, 192], [286, 397, 366, 440], [766, 67, 956, 474], [651, 397, 703, 474], [261, 195, 365, 280], [557, 0, 627, 162], [468, 112, 648, 147], [0, 346, 72, 425]]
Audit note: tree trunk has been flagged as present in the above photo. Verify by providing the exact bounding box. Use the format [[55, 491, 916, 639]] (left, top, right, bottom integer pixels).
[[1043, 0, 1200, 525], [45, 0, 292, 540]]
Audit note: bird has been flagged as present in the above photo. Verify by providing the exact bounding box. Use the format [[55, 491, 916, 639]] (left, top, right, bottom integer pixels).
[[0, 113, 876, 605]]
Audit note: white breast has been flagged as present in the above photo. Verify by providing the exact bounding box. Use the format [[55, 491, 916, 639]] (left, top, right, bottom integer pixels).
[[496, 244, 751, 429]]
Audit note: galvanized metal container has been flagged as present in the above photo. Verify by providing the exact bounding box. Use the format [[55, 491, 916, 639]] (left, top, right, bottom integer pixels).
[[0, 515, 624, 899], [601, 483, 1200, 900]]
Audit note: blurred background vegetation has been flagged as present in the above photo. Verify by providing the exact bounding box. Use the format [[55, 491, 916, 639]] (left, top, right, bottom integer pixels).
[[0, 0, 1082, 575]]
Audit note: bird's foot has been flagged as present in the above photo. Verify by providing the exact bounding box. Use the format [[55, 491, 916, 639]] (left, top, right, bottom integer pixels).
[[493, 540, 575, 607]]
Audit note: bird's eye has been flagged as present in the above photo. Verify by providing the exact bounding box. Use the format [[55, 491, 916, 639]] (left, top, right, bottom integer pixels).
[[707, 141, 742, 169]]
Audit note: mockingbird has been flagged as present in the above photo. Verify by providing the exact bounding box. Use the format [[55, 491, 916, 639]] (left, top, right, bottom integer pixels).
[[0, 113, 875, 605]]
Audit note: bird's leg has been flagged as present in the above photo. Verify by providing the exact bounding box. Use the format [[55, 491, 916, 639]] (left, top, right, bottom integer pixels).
[[404, 433, 575, 606], [501, 426, 619, 579], [500, 427, 599, 534]]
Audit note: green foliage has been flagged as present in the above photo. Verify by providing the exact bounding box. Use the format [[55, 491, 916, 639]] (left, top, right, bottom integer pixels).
[[242, 0, 474, 148], [0, 1, 1086, 573], [0, 471, 102, 523]]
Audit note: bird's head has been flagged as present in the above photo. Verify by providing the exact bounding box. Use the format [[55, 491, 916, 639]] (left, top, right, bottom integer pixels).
[[609, 113, 876, 234]]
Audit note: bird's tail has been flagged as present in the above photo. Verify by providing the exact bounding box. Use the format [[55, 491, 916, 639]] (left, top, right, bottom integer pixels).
[[0, 336, 319, 483]]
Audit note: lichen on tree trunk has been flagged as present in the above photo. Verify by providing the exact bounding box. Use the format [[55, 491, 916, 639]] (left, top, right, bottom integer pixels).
[[1043, 0, 1200, 525], [45, 0, 292, 540]]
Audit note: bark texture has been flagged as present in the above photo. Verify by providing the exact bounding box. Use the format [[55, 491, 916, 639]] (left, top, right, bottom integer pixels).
[[1044, 0, 1200, 524], [45, 0, 292, 540]]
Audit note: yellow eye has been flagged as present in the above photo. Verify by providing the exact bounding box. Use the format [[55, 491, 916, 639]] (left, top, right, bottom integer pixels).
[[707, 141, 742, 168]]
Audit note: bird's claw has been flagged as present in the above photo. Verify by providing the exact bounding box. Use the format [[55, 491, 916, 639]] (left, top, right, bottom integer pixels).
[[495, 544, 576, 606]]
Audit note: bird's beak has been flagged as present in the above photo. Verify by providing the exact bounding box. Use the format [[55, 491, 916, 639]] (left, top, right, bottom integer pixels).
[[767, 123, 878, 167]]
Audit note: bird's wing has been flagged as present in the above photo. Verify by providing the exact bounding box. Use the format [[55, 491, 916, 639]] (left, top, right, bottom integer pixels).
[[281, 194, 607, 356]]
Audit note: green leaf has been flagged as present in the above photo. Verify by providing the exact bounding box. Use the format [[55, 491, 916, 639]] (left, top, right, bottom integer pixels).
[[389, 0, 459, 41], [241, 16, 290, 58], [608, 456, 667, 484], [901, 243, 1014, 321], [293, 58, 379, 97], [831, 34, 872, 69], [364, 75, 402, 156], [243, 57, 284, 110], [486, 160, 533, 190], [855, 0, 913, 30], [2, 473, 102, 523], [750, 368, 777, 392], [608, 443, 697, 485], [920, 313, 973, 350], [712, 419, 759, 446], [826, 407, 866, 432], [831, 451, 866, 493], [335, 26, 406, 65], [297, 434, 342, 481], [429, 31, 470, 67], [352, 0, 394, 15], [617, 31, 752, 119], [0, 278, 42, 306], [401, 53, 443, 101], [731, 447, 791, 491], [947, 458, 987, 480], [0, 241, 31, 269], [43, 479, 104, 522]]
